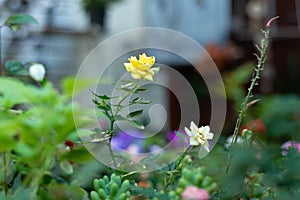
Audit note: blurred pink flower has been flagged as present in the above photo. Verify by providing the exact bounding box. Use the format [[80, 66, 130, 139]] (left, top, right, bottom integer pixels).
[[281, 141, 300, 155], [181, 186, 209, 200]]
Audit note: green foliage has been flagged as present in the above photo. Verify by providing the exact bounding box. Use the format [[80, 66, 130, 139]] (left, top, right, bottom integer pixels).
[[39, 184, 87, 200], [4, 60, 27, 76], [254, 95, 300, 141], [92, 79, 150, 134], [0, 77, 91, 198], [90, 174, 131, 200], [4, 14, 38, 31], [215, 139, 300, 199]]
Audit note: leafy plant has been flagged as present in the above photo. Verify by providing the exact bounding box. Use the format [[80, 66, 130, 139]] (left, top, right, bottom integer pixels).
[[0, 77, 90, 199]]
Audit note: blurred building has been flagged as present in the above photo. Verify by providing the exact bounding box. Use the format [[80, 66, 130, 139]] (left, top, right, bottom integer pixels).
[[1, 0, 299, 131]]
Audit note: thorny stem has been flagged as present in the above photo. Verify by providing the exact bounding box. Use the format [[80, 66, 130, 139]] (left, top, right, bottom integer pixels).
[[226, 28, 271, 173], [107, 79, 140, 169]]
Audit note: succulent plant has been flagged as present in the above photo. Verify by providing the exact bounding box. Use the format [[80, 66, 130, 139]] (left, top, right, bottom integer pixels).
[[176, 167, 218, 195], [90, 174, 131, 200]]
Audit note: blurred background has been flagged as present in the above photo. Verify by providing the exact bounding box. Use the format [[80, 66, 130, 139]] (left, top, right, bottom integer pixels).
[[0, 0, 299, 136]]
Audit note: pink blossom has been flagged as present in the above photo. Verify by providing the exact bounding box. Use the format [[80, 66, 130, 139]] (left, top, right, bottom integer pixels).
[[266, 16, 279, 27], [181, 186, 210, 200], [281, 141, 300, 155]]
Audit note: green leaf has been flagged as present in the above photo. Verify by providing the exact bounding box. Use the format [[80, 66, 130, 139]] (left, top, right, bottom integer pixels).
[[126, 109, 143, 118], [131, 97, 142, 103], [114, 115, 124, 121], [120, 87, 132, 92], [0, 77, 32, 107], [92, 92, 111, 100], [5, 60, 27, 76], [129, 120, 144, 130], [175, 131, 187, 141], [134, 88, 147, 93], [5, 14, 38, 31], [60, 148, 93, 164], [138, 101, 151, 104], [42, 185, 86, 200], [62, 76, 96, 97]]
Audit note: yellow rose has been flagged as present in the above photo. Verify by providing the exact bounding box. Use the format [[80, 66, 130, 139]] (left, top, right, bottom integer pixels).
[[124, 53, 159, 81]]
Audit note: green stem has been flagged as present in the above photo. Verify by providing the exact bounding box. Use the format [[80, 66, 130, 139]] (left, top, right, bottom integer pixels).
[[114, 80, 140, 116], [0, 26, 2, 76], [2, 152, 8, 195], [107, 139, 118, 169], [105, 80, 141, 169], [164, 146, 191, 190], [226, 28, 270, 173], [22, 147, 53, 199]]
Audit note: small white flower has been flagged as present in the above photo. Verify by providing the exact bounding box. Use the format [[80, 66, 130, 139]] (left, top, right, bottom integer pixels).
[[29, 63, 46, 82], [184, 121, 214, 153]]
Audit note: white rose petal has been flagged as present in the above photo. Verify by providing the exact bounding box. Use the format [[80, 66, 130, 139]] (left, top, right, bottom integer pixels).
[[184, 121, 214, 153], [29, 63, 46, 82]]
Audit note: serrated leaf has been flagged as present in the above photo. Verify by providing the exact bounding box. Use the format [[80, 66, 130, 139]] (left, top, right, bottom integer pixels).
[[126, 110, 143, 118], [129, 120, 144, 130], [5, 14, 38, 32]]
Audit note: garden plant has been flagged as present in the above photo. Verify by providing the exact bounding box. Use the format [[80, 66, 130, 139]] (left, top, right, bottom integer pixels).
[[1, 13, 300, 200]]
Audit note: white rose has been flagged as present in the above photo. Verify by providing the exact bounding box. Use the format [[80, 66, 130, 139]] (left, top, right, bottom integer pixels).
[[29, 63, 46, 82]]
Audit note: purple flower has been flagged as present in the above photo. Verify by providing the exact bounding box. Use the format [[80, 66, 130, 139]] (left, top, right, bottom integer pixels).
[[181, 186, 210, 200], [111, 129, 144, 151], [166, 130, 189, 148], [281, 141, 300, 155]]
